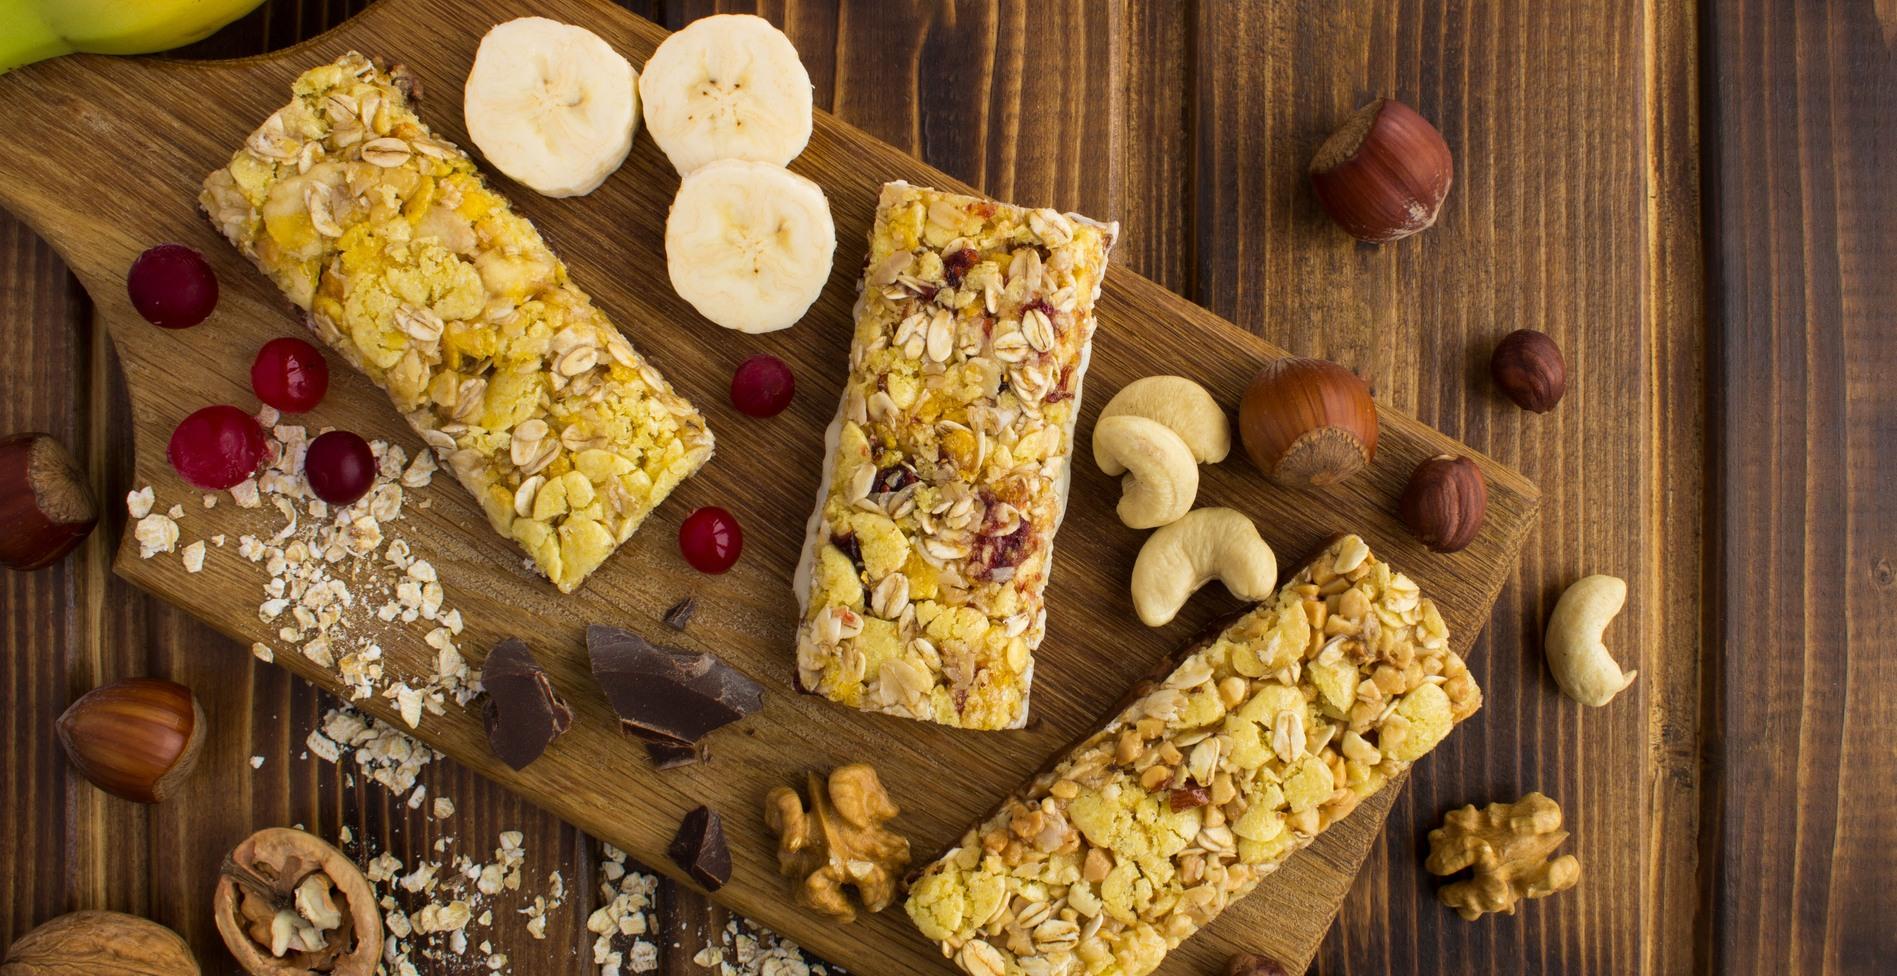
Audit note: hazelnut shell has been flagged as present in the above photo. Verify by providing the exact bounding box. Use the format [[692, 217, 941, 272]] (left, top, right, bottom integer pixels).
[[55, 677, 204, 804], [1310, 98, 1454, 243], [1400, 455, 1489, 553], [1237, 357, 1379, 488], [0, 432, 98, 571], [1490, 329, 1567, 412], [0, 910, 200, 975]]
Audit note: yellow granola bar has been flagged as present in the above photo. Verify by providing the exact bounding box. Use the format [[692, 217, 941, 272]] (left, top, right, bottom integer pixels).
[[906, 535, 1482, 975], [792, 183, 1118, 730], [201, 53, 713, 592]]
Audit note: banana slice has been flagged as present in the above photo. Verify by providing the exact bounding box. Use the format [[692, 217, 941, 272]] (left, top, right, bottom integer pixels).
[[639, 14, 813, 175], [464, 18, 639, 198], [666, 160, 835, 334]]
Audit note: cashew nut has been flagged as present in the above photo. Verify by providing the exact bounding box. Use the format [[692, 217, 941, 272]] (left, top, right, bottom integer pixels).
[[1092, 415, 1199, 528], [1544, 574, 1637, 706], [1097, 375, 1231, 464], [1130, 508, 1277, 626]]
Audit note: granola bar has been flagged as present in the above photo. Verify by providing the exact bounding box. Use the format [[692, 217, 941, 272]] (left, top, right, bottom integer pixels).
[[201, 53, 713, 593], [906, 535, 1482, 976], [792, 182, 1118, 730]]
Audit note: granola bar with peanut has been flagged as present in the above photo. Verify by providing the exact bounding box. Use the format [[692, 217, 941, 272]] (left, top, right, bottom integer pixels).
[[906, 535, 1481, 976], [792, 182, 1118, 730], [201, 53, 713, 593]]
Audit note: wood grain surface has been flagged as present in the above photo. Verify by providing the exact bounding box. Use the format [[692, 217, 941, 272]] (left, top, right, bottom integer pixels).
[[0, 1, 1885, 975], [1701, 0, 1897, 973]]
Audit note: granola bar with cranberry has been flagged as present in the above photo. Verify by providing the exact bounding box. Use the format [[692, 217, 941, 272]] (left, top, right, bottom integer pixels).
[[792, 182, 1117, 730]]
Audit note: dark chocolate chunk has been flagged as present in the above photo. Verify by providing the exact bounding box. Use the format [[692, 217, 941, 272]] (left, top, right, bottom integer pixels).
[[646, 740, 706, 770], [481, 638, 572, 771], [587, 625, 764, 746], [662, 596, 697, 631], [667, 805, 730, 891]]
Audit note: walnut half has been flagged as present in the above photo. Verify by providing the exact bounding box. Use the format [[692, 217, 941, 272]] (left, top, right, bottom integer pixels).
[[1425, 792, 1581, 920], [212, 827, 382, 975], [763, 764, 912, 923]]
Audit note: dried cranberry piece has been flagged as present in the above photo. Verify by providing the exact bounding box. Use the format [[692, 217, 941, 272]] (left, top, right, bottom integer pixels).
[[1170, 785, 1211, 811], [874, 464, 917, 494], [942, 247, 978, 288], [973, 521, 1032, 580], [830, 532, 864, 573]]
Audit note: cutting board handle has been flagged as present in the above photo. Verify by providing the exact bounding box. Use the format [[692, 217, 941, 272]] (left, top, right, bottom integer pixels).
[[0, 0, 421, 293]]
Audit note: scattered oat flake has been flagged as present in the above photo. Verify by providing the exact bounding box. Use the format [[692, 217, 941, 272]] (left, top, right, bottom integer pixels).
[[134, 513, 179, 558], [138, 423, 477, 729], [181, 540, 206, 573], [433, 796, 455, 819], [249, 755, 265, 768]]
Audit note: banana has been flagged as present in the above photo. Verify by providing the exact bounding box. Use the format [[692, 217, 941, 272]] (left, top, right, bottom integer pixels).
[[463, 17, 639, 198], [1, 0, 264, 74], [665, 159, 835, 334], [638, 14, 813, 175]]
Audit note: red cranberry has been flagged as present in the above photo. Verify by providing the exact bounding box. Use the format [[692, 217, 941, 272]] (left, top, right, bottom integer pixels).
[[304, 430, 375, 506], [128, 244, 218, 329], [729, 355, 794, 418], [167, 405, 265, 490], [679, 506, 743, 574], [250, 337, 330, 413]]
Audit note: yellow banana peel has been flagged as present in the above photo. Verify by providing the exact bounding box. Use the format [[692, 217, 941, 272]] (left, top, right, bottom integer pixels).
[[1, 0, 267, 74]]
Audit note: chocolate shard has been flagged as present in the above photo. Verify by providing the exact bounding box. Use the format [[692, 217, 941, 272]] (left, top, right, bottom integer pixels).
[[667, 805, 730, 891], [662, 596, 697, 631], [587, 625, 763, 746], [481, 638, 572, 771], [647, 740, 706, 770]]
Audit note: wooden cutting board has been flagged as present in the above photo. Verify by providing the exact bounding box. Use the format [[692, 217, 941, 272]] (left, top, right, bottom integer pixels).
[[0, 0, 1538, 971]]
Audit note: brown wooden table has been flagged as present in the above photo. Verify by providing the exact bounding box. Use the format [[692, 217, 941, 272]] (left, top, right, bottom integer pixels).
[[3, 1, 1890, 973]]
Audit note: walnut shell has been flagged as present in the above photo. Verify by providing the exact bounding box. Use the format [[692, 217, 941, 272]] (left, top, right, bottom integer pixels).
[[0, 910, 199, 975], [212, 828, 382, 976]]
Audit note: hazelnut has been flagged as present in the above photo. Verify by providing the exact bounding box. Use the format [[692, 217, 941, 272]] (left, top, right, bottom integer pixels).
[[1227, 953, 1291, 976], [1490, 329, 1567, 412], [0, 432, 98, 571], [55, 677, 204, 804], [1400, 455, 1488, 553], [0, 910, 200, 975], [1310, 98, 1453, 243], [1238, 357, 1379, 488]]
